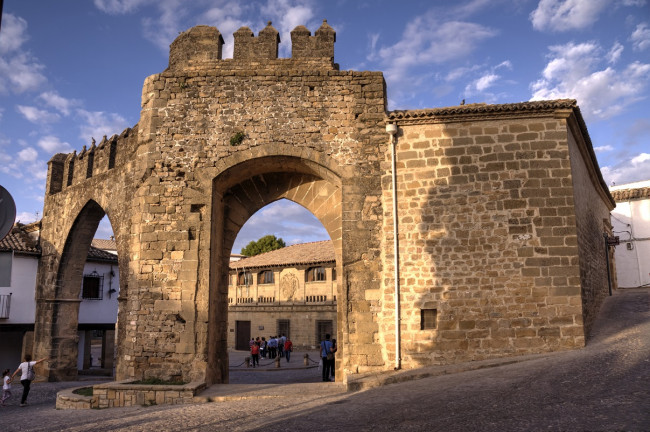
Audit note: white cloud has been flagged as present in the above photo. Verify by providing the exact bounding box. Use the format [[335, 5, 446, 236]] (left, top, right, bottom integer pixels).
[[530, 41, 650, 120], [15, 211, 39, 224], [376, 16, 496, 82], [601, 152, 650, 186], [0, 13, 29, 55], [17, 105, 60, 123], [530, 0, 611, 32], [93, 0, 152, 14], [0, 14, 47, 94], [17, 147, 39, 162], [594, 145, 614, 152], [77, 109, 129, 142], [37, 135, 73, 154], [607, 41, 624, 64], [631, 22, 650, 51], [39, 91, 79, 116]]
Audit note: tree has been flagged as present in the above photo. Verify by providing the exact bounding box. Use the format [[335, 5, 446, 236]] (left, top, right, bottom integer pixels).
[[240, 235, 286, 257]]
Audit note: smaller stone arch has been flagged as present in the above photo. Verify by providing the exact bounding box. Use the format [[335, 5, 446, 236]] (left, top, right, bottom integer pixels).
[[34, 199, 123, 381]]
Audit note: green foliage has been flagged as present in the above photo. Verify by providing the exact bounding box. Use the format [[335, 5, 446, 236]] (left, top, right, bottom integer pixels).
[[73, 387, 93, 396], [240, 235, 286, 256], [230, 131, 246, 146]]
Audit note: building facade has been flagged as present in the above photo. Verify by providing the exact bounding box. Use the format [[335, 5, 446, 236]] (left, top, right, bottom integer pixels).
[[610, 181, 650, 289], [228, 241, 336, 350], [33, 22, 615, 384], [0, 223, 119, 373]]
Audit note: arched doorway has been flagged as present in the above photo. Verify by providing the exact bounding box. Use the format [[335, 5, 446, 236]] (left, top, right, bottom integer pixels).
[[207, 156, 343, 384], [34, 200, 122, 381], [228, 199, 335, 383]]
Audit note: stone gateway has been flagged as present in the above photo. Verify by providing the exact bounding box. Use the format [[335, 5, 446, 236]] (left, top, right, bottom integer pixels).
[[33, 22, 615, 384]]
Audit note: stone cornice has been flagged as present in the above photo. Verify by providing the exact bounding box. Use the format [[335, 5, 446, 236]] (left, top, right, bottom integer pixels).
[[386, 99, 579, 125]]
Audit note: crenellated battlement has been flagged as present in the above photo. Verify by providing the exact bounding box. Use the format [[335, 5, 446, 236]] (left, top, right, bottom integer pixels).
[[168, 20, 336, 70], [45, 126, 136, 195]]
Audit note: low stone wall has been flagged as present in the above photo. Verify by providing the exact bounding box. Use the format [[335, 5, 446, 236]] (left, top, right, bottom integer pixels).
[[56, 381, 206, 409], [56, 387, 97, 410], [94, 380, 206, 408]]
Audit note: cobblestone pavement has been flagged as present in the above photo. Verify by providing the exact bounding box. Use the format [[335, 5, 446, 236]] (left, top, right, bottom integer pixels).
[[2, 288, 649, 431]]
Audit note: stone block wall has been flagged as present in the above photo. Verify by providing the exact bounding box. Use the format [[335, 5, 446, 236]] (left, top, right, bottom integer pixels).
[[380, 102, 614, 368], [566, 120, 614, 335]]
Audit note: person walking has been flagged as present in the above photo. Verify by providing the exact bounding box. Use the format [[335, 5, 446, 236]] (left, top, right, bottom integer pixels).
[[1, 369, 11, 406], [284, 337, 293, 363], [11, 355, 47, 406]]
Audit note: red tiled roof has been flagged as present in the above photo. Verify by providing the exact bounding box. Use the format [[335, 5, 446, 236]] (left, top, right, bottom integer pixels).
[[0, 225, 39, 255], [230, 240, 334, 270], [91, 238, 117, 251], [0, 224, 116, 262]]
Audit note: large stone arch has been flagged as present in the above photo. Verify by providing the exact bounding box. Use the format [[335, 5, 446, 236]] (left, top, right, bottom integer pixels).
[[206, 155, 343, 384]]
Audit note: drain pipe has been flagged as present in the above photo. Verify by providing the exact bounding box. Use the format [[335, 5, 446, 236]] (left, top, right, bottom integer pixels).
[[386, 122, 401, 370]]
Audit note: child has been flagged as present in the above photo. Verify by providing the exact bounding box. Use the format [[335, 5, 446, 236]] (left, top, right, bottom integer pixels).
[[1, 369, 11, 406]]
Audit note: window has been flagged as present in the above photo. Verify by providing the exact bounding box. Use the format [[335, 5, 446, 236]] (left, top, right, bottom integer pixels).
[[238, 271, 252, 286], [306, 266, 326, 282], [0, 252, 12, 287], [316, 320, 333, 345], [258, 270, 274, 285], [332, 268, 337, 282], [421, 309, 437, 330], [82, 271, 103, 300], [0, 293, 11, 319]]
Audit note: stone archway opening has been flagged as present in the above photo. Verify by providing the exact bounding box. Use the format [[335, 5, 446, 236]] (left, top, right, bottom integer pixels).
[[207, 156, 343, 385], [228, 199, 335, 383], [34, 200, 121, 381]]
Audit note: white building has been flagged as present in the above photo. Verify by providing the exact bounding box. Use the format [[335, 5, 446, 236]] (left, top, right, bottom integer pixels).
[[0, 222, 119, 374], [610, 181, 650, 289]]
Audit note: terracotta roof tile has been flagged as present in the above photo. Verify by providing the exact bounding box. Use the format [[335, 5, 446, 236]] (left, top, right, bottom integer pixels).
[[230, 240, 334, 270], [0, 225, 39, 254], [91, 239, 117, 251], [1, 224, 116, 263]]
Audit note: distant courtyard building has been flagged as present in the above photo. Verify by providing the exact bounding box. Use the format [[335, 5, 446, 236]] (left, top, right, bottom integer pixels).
[[610, 181, 650, 289], [228, 241, 336, 350]]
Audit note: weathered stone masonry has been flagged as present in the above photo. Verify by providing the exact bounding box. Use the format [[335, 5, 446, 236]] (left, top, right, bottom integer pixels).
[[34, 21, 615, 385]]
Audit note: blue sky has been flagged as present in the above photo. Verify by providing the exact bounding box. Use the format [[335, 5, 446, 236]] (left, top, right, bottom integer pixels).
[[1, 0, 649, 252]]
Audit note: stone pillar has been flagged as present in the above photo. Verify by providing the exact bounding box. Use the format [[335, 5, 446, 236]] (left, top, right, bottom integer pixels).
[[102, 329, 115, 370], [82, 330, 92, 369]]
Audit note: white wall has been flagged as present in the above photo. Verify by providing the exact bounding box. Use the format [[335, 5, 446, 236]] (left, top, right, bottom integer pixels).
[[78, 261, 119, 324], [612, 195, 650, 288], [0, 254, 38, 323]]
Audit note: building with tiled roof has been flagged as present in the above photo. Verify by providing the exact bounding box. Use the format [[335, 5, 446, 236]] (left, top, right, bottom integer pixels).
[[0, 223, 119, 373], [228, 240, 336, 350], [610, 180, 650, 288]]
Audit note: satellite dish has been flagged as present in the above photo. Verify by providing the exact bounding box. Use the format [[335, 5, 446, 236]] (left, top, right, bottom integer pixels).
[[0, 185, 17, 241]]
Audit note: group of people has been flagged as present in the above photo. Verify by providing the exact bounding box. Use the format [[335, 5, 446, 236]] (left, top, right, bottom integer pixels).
[[2, 354, 47, 407], [249, 334, 293, 367]]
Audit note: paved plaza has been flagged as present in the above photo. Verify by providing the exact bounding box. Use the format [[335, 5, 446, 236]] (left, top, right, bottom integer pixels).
[[2, 288, 649, 431]]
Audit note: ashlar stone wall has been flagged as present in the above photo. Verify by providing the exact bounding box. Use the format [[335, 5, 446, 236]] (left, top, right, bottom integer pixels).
[[378, 104, 615, 368]]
